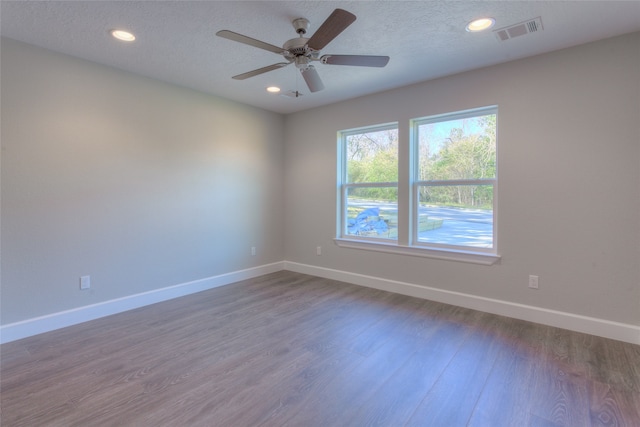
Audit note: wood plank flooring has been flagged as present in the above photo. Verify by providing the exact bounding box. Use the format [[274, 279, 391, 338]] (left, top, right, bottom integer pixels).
[[1, 271, 639, 426]]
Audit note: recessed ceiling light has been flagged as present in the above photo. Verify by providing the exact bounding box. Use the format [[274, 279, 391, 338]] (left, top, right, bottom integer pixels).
[[266, 86, 281, 93], [110, 29, 136, 42], [466, 18, 495, 32]]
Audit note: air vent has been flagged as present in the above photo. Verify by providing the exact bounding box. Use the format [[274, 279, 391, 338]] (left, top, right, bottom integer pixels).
[[494, 17, 543, 42]]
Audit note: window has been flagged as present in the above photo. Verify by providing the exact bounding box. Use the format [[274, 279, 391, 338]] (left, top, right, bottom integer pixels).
[[337, 107, 499, 264], [413, 107, 497, 251], [339, 123, 399, 241]]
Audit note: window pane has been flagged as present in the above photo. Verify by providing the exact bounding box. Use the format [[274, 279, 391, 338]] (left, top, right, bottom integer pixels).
[[346, 187, 398, 240], [346, 128, 398, 183], [417, 184, 493, 248], [418, 114, 496, 181]]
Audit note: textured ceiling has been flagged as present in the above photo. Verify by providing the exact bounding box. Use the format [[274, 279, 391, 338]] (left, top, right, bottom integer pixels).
[[1, 1, 639, 114]]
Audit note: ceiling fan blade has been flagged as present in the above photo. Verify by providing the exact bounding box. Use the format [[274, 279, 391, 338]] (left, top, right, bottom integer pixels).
[[216, 30, 285, 54], [301, 66, 325, 92], [321, 55, 390, 67], [307, 9, 356, 51], [232, 62, 290, 80]]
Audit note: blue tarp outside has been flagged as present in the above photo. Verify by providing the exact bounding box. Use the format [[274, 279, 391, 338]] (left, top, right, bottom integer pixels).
[[347, 207, 388, 235]]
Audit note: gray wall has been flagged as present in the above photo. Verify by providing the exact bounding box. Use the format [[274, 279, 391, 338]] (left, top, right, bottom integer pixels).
[[2, 32, 639, 331], [1, 38, 285, 324], [284, 32, 640, 326]]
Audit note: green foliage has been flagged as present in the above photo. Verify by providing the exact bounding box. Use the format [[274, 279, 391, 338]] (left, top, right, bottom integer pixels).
[[418, 114, 496, 208], [343, 114, 496, 208], [347, 128, 398, 201]]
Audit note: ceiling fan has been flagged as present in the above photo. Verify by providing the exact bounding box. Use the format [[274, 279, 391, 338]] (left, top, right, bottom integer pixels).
[[216, 8, 390, 93]]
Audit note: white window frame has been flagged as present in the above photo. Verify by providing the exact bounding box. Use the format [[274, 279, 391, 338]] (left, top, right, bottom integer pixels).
[[335, 108, 500, 265]]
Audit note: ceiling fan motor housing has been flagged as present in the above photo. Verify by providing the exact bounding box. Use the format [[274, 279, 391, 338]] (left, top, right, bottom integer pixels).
[[283, 37, 311, 56]]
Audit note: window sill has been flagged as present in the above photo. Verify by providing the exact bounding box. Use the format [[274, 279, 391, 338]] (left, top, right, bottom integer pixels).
[[334, 238, 501, 265]]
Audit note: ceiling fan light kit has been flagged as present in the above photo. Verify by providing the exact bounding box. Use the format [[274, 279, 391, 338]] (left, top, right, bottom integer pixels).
[[216, 8, 390, 94]]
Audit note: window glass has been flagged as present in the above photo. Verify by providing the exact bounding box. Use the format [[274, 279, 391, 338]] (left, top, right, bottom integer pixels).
[[417, 114, 496, 181], [346, 187, 398, 240], [341, 125, 398, 241], [346, 128, 398, 183], [414, 109, 496, 251], [416, 184, 494, 248]]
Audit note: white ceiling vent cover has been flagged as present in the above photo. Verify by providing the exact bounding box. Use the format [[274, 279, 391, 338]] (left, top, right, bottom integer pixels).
[[494, 17, 543, 41]]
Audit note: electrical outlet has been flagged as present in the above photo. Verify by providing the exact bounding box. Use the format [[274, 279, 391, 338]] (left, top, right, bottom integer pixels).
[[316, 246, 322, 256], [528, 275, 539, 289], [80, 275, 91, 290], [251, 246, 256, 256]]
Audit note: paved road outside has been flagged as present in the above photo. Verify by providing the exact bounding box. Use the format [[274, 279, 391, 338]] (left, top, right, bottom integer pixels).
[[349, 201, 493, 248]]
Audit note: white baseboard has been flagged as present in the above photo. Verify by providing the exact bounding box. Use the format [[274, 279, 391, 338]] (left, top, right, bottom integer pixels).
[[0, 262, 285, 344], [284, 261, 640, 345], [3, 260, 638, 345]]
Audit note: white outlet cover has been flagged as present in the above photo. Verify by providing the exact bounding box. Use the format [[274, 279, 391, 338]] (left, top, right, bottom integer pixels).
[[80, 275, 91, 290]]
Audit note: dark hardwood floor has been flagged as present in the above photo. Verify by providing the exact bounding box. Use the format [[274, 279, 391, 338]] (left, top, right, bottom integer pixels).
[[1, 271, 639, 426]]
